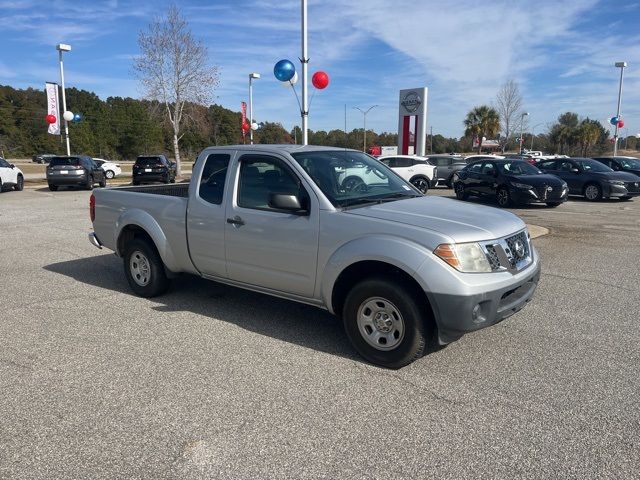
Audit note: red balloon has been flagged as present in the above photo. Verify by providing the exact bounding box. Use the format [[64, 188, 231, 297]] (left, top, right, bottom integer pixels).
[[617, 119, 624, 128], [241, 122, 250, 132], [46, 114, 56, 124], [312, 71, 329, 89]]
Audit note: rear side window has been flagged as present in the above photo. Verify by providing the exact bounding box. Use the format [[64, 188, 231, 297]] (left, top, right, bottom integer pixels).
[[199, 154, 231, 205], [468, 162, 482, 173], [50, 157, 81, 166], [435, 158, 451, 167], [135, 156, 163, 166], [539, 160, 557, 170], [394, 158, 413, 168]]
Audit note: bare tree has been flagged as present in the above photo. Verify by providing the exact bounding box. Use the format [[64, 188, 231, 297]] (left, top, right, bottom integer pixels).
[[495, 80, 524, 153], [134, 5, 219, 175]]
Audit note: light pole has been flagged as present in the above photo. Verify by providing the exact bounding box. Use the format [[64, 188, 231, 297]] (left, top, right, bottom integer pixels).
[[530, 122, 543, 150], [520, 112, 529, 154], [613, 61, 627, 156], [353, 105, 378, 152], [249, 72, 260, 145], [301, 0, 309, 145], [56, 43, 71, 156]]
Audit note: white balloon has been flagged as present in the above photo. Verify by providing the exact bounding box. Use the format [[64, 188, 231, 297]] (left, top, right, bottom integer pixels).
[[251, 122, 258, 131], [63, 111, 74, 122], [280, 71, 298, 88]]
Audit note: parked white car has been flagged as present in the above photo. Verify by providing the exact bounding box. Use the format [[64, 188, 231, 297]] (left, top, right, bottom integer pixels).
[[93, 158, 122, 179], [377, 155, 437, 193], [0, 157, 24, 192]]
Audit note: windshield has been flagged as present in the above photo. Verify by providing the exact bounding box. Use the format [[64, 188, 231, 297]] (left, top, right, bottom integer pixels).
[[620, 158, 640, 169], [290, 150, 419, 208], [575, 159, 613, 172], [499, 161, 542, 175]]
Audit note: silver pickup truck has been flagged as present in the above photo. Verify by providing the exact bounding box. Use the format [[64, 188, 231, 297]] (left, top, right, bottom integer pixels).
[[89, 145, 540, 368]]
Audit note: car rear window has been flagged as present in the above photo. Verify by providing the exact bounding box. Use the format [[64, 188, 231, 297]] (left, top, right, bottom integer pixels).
[[136, 156, 163, 166], [50, 157, 81, 166]]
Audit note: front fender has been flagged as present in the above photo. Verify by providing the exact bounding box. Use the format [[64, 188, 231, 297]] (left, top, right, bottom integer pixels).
[[115, 209, 180, 272], [320, 235, 431, 313]]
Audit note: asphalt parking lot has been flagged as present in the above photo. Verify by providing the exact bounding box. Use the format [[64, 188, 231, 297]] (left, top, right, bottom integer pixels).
[[1, 186, 639, 479]]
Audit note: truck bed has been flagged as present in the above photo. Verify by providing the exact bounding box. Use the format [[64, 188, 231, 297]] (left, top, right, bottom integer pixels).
[[110, 183, 190, 197]]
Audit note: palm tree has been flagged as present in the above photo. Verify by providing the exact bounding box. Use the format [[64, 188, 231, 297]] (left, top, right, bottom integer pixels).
[[464, 106, 501, 153]]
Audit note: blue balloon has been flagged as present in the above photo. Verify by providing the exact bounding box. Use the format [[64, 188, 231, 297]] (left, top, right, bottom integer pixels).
[[273, 59, 295, 82], [610, 116, 618, 125], [73, 113, 82, 123]]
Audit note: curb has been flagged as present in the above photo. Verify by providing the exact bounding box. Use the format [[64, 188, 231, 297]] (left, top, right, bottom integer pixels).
[[527, 224, 549, 239]]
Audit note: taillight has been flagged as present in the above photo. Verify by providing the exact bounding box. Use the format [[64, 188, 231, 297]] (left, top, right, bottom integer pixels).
[[89, 193, 96, 222]]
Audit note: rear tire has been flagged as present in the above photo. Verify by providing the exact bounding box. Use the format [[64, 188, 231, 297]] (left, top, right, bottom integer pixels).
[[48, 183, 58, 191], [163, 174, 170, 184], [99, 176, 107, 188], [105, 170, 115, 179], [343, 277, 430, 369], [124, 238, 170, 297], [410, 176, 429, 194], [15, 175, 24, 191], [85, 175, 94, 191], [454, 182, 468, 200]]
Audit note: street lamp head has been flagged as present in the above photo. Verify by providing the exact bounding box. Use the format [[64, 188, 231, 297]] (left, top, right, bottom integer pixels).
[[615, 61, 627, 68], [56, 43, 71, 52], [249, 72, 261, 79]]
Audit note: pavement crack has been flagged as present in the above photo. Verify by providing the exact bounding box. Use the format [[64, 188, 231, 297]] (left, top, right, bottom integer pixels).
[[542, 271, 637, 292]]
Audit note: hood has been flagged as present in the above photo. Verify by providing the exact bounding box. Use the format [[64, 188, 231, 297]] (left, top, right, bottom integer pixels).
[[623, 168, 640, 178], [592, 171, 640, 182], [344, 196, 525, 243], [505, 173, 565, 186]]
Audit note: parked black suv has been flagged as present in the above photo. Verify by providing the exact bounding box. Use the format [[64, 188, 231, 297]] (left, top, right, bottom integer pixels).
[[46, 155, 106, 191], [538, 157, 640, 201], [132, 155, 177, 185]]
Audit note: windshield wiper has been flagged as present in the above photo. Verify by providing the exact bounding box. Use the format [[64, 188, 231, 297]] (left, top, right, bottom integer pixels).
[[340, 192, 419, 209]]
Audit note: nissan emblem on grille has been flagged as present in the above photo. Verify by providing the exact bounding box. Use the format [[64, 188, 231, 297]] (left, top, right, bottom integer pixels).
[[514, 239, 525, 259]]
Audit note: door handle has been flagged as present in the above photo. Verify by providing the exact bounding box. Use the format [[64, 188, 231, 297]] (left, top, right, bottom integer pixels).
[[226, 216, 245, 227]]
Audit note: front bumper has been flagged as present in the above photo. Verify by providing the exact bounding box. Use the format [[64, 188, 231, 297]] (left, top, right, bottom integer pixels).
[[428, 259, 541, 344], [606, 183, 640, 198]]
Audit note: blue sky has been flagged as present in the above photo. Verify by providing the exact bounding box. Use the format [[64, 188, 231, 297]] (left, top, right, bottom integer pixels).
[[1, 0, 639, 139]]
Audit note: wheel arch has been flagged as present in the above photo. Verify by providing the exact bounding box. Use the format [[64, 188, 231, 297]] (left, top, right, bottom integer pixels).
[[115, 210, 180, 272]]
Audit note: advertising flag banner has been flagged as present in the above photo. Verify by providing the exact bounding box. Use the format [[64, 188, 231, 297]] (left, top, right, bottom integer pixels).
[[45, 82, 60, 135]]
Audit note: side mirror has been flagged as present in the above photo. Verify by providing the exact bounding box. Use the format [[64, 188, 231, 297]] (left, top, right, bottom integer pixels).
[[171, 162, 177, 168], [10, 164, 15, 169], [269, 193, 307, 213]]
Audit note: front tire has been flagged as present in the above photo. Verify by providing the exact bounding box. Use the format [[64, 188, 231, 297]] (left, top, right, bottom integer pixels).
[[105, 170, 115, 179], [410, 176, 429, 194], [99, 176, 107, 188], [496, 187, 512, 207], [124, 238, 170, 297], [584, 183, 602, 201], [343, 277, 429, 369], [48, 183, 58, 191], [15, 175, 24, 191]]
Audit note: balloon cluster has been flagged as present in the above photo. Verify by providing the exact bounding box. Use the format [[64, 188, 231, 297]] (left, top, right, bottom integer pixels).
[[46, 111, 82, 124], [610, 116, 624, 128], [273, 59, 329, 90]]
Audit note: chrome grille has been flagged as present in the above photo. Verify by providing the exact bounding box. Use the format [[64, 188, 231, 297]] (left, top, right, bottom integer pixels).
[[481, 229, 533, 273], [485, 245, 501, 270]]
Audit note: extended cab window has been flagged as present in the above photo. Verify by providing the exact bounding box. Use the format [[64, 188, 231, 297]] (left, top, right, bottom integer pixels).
[[237, 155, 308, 212], [199, 153, 230, 205]]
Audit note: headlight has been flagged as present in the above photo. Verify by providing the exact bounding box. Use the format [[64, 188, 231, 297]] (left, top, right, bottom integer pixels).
[[511, 182, 533, 189], [607, 180, 625, 185], [434, 243, 492, 273]]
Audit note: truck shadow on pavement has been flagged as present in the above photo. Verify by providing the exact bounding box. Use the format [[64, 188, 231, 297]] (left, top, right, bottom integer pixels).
[[44, 254, 359, 363]]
